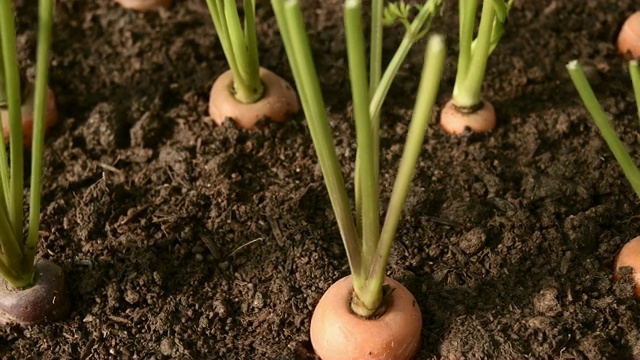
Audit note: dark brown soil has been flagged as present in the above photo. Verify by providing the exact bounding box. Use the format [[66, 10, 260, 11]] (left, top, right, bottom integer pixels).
[[2, 0, 640, 358]]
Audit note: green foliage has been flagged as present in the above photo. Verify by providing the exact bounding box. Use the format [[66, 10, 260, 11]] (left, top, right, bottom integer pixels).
[[567, 60, 640, 198], [205, 0, 263, 104], [272, 0, 445, 317], [0, 0, 54, 289]]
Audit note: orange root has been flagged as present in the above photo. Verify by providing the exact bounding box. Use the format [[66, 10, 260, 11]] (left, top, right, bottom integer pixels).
[[617, 12, 640, 60], [1, 87, 59, 149], [208, 67, 299, 130], [114, 0, 173, 12], [439, 99, 496, 134], [613, 236, 640, 298], [310, 276, 422, 360]]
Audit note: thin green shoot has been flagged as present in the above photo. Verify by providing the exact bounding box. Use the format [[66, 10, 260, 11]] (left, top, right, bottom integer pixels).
[[205, 0, 263, 104], [355, 0, 443, 249], [0, 0, 54, 289], [452, 0, 512, 110], [369, 0, 383, 100], [273, 0, 363, 280], [272, 0, 445, 317], [631, 61, 640, 123], [566, 60, 640, 198]]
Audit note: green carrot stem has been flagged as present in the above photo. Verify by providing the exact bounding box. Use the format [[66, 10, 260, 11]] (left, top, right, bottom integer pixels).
[[452, 0, 477, 97], [355, 0, 383, 239], [368, 0, 442, 122], [345, 0, 379, 274], [357, 0, 442, 237], [369, 0, 383, 99], [243, 0, 261, 90], [567, 60, 640, 198], [452, 0, 495, 109], [0, 0, 24, 249], [630, 61, 640, 123], [207, 1, 239, 76], [360, 34, 445, 314], [25, 0, 54, 267], [206, 0, 263, 104], [0, 40, 6, 103], [0, 37, 8, 205], [272, 0, 363, 282]]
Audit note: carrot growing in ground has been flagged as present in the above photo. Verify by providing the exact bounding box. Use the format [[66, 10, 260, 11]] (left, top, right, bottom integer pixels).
[[567, 60, 640, 298], [114, 0, 173, 12], [618, 12, 640, 60], [272, 0, 445, 358], [440, 0, 512, 134], [0, 0, 69, 325], [205, 0, 299, 129]]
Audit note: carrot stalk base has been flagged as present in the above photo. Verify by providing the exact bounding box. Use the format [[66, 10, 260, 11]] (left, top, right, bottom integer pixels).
[[0, 259, 69, 326], [208, 67, 299, 129], [310, 275, 422, 360]]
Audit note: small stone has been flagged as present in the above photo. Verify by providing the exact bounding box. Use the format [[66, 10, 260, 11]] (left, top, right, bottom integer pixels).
[[533, 287, 561, 316], [252, 292, 265, 309], [124, 289, 140, 304], [160, 338, 173, 356], [457, 227, 487, 256]]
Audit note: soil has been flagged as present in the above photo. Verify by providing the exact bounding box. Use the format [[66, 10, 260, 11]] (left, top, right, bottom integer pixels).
[[1, 0, 640, 358]]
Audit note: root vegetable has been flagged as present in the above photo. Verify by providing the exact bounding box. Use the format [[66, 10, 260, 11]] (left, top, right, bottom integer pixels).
[[613, 236, 640, 297], [272, 2, 443, 358], [439, 99, 496, 134], [114, 0, 172, 12], [310, 275, 422, 360], [0, 259, 70, 326], [208, 67, 299, 129], [441, 0, 511, 134], [618, 12, 640, 60]]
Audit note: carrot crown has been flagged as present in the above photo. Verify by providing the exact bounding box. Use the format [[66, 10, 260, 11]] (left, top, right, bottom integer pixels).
[[451, 0, 512, 110]]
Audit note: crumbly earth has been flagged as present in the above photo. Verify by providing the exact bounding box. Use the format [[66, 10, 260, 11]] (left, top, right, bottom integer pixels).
[[2, 0, 640, 358]]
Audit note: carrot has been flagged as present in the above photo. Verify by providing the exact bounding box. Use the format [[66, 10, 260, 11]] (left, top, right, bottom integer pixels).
[[617, 12, 640, 60], [209, 67, 299, 129], [439, 0, 512, 134], [0, 86, 58, 149], [272, 0, 445, 357], [114, 0, 173, 12], [310, 276, 422, 360], [613, 237, 640, 298], [0, 0, 69, 325], [440, 99, 495, 134], [0, 259, 70, 325], [206, 0, 299, 129], [567, 61, 640, 299]]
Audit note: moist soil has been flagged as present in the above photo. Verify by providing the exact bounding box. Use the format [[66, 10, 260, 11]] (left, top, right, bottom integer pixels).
[[2, 0, 640, 358]]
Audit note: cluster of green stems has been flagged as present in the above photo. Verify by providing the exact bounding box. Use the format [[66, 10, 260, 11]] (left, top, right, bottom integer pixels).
[[567, 60, 640, 197], [452, 0, 512, 110], [272, 0, 445, 317], [0, 0, 53, 288], [205, 0, 264, 104]]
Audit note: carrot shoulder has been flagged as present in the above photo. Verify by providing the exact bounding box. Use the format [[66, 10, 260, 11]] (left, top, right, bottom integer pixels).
[[114, 0, 173, 12], [618, 12, 640, 60], [208, 67, 299, 129]]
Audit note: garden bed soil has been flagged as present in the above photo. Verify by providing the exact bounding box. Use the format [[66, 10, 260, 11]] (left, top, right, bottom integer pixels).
[[2, 0, 640, 358]]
